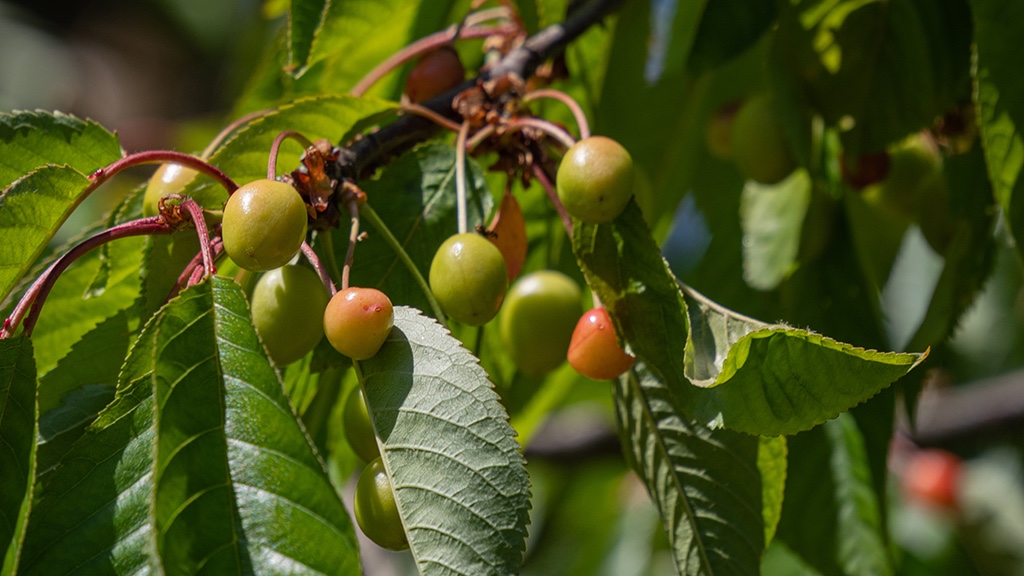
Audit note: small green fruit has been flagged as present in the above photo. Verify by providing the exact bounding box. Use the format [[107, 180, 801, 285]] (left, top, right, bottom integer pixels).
[[556, 136, 635, 224], [354, 458, 408, 551], [730, 94, 796, 185], [143, 163, 198, 217], [499, 271, 583, 376], [222, 179, 308, 271], [429, 233, 508, 326], [250, 265, 328, 365], [343, 387, 379, 463]]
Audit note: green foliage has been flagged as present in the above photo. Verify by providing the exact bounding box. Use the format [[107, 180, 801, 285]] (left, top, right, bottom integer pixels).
[[0, 1, 1015, 574], [356, 307, 531, 574]]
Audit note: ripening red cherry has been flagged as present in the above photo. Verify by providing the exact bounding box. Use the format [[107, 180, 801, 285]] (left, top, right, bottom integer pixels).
[[323, 287, 395, 360], [404, 46, 465, 103], [840, 150, 891, 189], [567, 307, 635, 380], [902, 449, 962, 510]]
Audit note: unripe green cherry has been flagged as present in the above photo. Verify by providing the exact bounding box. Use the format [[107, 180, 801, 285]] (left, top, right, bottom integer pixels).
[[429, 233, 508, 326], [556, 136, 635, 224], [143, 163, 198, 217], [499, 271, 583, 377], [343, 387, 379, 462], [324, 287, 394, 360], [250, 265, 328, 365], [730, 94, 796, 185], [567, 307, 635, 380], [222, 179, 308, 271], [354, 458, 408, 551]]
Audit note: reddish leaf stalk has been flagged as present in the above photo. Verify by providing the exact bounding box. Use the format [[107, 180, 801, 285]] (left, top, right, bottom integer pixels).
[[523, 89, 591, 140], [179, 198, 217, 278], [399, 103, 464, 133], [532, 163, 573, 238], [2, 217, 173, 339], [301, 241, 338, 297], [169, 236, 224, 300], [268, 130, 315, 180], [91, 150, 238, 196], [455, 121, 472, 235], [507, 117, 577, 150]]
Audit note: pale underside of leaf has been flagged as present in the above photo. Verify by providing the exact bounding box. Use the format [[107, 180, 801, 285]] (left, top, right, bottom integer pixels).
[[357, 306, 531, 576]]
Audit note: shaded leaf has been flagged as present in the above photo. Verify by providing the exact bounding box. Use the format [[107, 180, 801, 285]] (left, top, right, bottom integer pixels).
[[357, 306, 530, 576], [687, 0, 775, 75], [972, 0, 1024, 261], [35, 311, 128, 473], [349, 143, 494, 312], [740, 170, 812, 290], [0, 337, 37, 576], [777, 415, 892, 576], [288, 0, 327, 76], [614, 359, 781, 575]]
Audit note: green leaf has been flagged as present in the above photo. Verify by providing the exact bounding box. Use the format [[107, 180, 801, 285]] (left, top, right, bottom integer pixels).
[[777, 415, 892, 576], [189, 94, 396, 208], [972, 0, 1024, 260], [574, 201, 925, 436], [349, 143, 494, 312], [288, 0, 327, 75], [0, 337, 37, 576], [35, 311, 127, 473], [739, 170, 812, 290], [687, 0, 775, 75], [356, 306, 531, 575], [19, 304, 161, 575], [20, 278, 360, 574], [0, 110, 122, 191], [0, 167, 100, 304], [682, 286, 924, 435], [151, 277, 358, 573], [614, 359, 782, 575], [773, 0, 972, 156]]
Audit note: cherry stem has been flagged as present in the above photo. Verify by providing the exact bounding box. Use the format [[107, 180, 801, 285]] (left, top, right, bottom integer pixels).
[[359, 203, 447, 324], [179, 198, 217, 277], [465, 124, 497, 151], [399, 103, 463, 133], [523, 89, 591, 140], [268, 130, 315, 180], [92, 150, 238, 196], [341, 200, 360, 291], [350, 23, 516, 97], [508, 117, 577, 150], [2, 217, 173, 339], [532, 163, 573, 238], [301, 242, 337, 297], [201, 109, 271, 159], [456, 121, 471, 235], [318, 229, 345, 290], [169, 236, 224, 300]]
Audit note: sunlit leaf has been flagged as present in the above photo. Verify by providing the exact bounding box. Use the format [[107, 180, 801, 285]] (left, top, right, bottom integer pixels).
[[357, 306, 531, 575], [740, 170, 812, 290], [0, 337, 36, 576], [0, 111, 121, 190]]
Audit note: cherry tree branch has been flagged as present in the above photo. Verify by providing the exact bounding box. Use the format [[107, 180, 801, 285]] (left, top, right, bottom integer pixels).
[[334, 0, 624, 181]]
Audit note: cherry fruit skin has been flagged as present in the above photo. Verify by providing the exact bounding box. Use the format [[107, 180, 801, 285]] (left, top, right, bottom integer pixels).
[[143, 163, 198, 217], [250, 265, 329, 365], [429, 233, 508, 326], [222, 179, 308, 271], [567, 307, 635, 380], [404, 46, 465, 103], [324, 287, 395, 360], [556, 136, 635, 224], [730, 94, 796, 185], [902, 449, 961, 510], [355, 458, 408, 551], [343, 387, 380, 462], [705, 101, 741, 160], [499, 271, 583, 377]]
